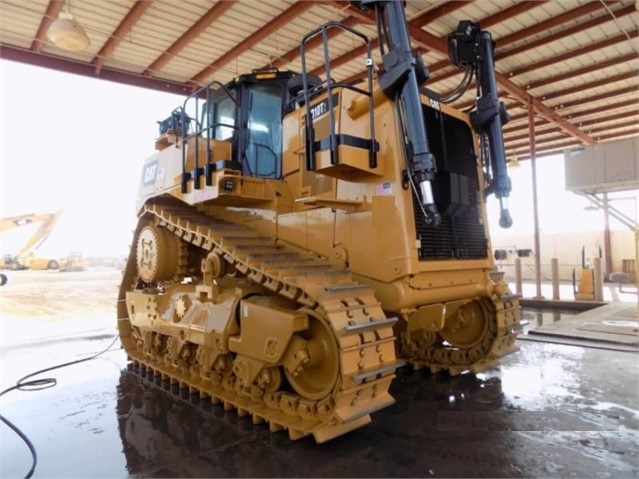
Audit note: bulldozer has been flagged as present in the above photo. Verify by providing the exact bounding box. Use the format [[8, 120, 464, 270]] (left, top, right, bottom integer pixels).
[[59, 251, 88, 272], [118, 1, 521, 443]]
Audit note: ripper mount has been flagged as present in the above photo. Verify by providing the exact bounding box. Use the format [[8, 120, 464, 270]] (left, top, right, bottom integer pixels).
[[351, 2, 513, 229], [448, 20, 513, 228]]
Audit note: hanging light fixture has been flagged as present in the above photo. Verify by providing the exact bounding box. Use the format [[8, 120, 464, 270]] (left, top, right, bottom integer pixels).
[[46, 2, 90, 52], [508, 157, 521, 169]]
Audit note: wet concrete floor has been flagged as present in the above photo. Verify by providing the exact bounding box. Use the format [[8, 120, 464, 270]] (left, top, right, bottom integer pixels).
[[1, 325, 638, 478]]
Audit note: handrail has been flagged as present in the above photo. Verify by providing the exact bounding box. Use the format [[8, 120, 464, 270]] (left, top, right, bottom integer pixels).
[[299, 21, 377, 171], [180, 80, 238, 193]]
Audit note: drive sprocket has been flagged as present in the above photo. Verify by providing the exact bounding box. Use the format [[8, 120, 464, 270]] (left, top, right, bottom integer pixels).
[[135, 223, 179, 283]]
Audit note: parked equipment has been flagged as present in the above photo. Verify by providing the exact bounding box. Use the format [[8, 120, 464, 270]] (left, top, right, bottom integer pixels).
[[59, 251, 88, 272], [118, 1, 520, 443], [0, 210, 63, 272]]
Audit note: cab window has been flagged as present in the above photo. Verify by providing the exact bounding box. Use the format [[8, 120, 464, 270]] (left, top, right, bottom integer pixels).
[[244, 83, 283, 178]]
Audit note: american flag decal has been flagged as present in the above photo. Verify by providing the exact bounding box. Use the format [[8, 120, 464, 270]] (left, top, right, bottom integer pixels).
[[375, 181, 392, 196]]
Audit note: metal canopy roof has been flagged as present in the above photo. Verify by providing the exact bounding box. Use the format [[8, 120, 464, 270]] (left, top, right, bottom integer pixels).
[[1, 0, 637, 160]]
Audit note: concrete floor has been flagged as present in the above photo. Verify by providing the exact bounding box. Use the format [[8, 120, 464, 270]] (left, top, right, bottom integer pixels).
[[1, 325, 638, 478]]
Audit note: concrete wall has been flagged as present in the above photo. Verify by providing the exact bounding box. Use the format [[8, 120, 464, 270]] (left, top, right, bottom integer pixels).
[[493, 229, 636, 281]]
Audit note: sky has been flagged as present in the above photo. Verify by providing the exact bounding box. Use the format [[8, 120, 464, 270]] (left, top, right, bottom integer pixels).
[[1, 59, 182, 257], [0, 59, 636, 259]]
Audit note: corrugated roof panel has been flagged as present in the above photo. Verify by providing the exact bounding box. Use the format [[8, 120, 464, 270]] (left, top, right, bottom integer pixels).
[[159, 1, 286, 75], [69, 0, 133, 41], [556, 96, 638, 121], [0, 1, 47, 49], [405, 1, 437, 19], [563, 105, 639, 125], [528, 65, 638, 100], [491, 2, 574, 40], [591, 122, 639, 138], [580, 115, 639, 132], [429, 0, 522, 36], [37, 0, 133, 60], [501, 2, 632, 54], [158, 56, 211, 83], [99, 57, 150, 77], [106, 0, 207, 72], [0, 0, 636, 150], [549, 78, 638, 109]]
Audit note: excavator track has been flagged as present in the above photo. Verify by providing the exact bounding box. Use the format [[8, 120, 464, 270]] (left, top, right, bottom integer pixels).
[[118, 199, 402, 443]]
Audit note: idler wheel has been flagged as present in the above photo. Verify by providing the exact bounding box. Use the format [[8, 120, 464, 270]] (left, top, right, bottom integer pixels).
[[135, 224, 178, 283], [285, 310, 339, 400], [440, 300, 489, 349]]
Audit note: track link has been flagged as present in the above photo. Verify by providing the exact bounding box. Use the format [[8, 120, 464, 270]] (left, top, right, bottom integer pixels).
[[408, 295, 521, 376], [118, 199, 403, 443]]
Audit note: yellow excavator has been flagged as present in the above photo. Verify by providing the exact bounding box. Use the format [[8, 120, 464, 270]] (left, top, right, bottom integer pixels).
[[0, 210, 63, 284], [118, 1, 521, 443]]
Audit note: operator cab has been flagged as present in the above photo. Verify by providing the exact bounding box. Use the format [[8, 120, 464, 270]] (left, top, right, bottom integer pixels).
[[204, 70, 292, 179], [157, 68, 323, 193]]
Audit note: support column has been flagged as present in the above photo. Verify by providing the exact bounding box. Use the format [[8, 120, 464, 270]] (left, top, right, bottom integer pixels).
[[551, 258, 560, 300], [514, 258, 523, 296], [529, 105, 543, 299], [593, 257, 604, 302], [603, 192, 612, 280]]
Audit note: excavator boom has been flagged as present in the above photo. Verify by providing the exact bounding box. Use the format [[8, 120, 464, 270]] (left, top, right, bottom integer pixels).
[[0, 210, 63, 271]]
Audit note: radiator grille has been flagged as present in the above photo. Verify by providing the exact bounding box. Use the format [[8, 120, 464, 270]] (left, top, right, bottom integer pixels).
[[412, 106, 488, 260]]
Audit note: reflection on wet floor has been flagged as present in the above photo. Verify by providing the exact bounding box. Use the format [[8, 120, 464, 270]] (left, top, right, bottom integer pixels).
[[2, 329, 638, 478], [114, 348, 638, 478], [116, 365, 514, 477], [521, 307, 575, 331]]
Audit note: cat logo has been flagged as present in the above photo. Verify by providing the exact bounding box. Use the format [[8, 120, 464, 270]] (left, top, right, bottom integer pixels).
[[142, 161, 158, 186]]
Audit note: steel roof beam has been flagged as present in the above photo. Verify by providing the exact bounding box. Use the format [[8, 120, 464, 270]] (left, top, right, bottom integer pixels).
[[496, 77, 596, 144], [505, 105, 638, 134], [144, 0, 235, 77], [507, 97, 638, 124], [92, 0, 152, 75], [508, 129, 639, 158], [474, 69, 639, 112], [509, 121, 638, 148], [190, 1, 314, 86], [0, 44, 192, 96], [506, 113, 639, 142], [31, 0, 65, 53]]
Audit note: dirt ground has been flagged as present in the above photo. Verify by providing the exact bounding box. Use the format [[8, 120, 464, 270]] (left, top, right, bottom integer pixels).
[[0, 268, 122, 347]]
